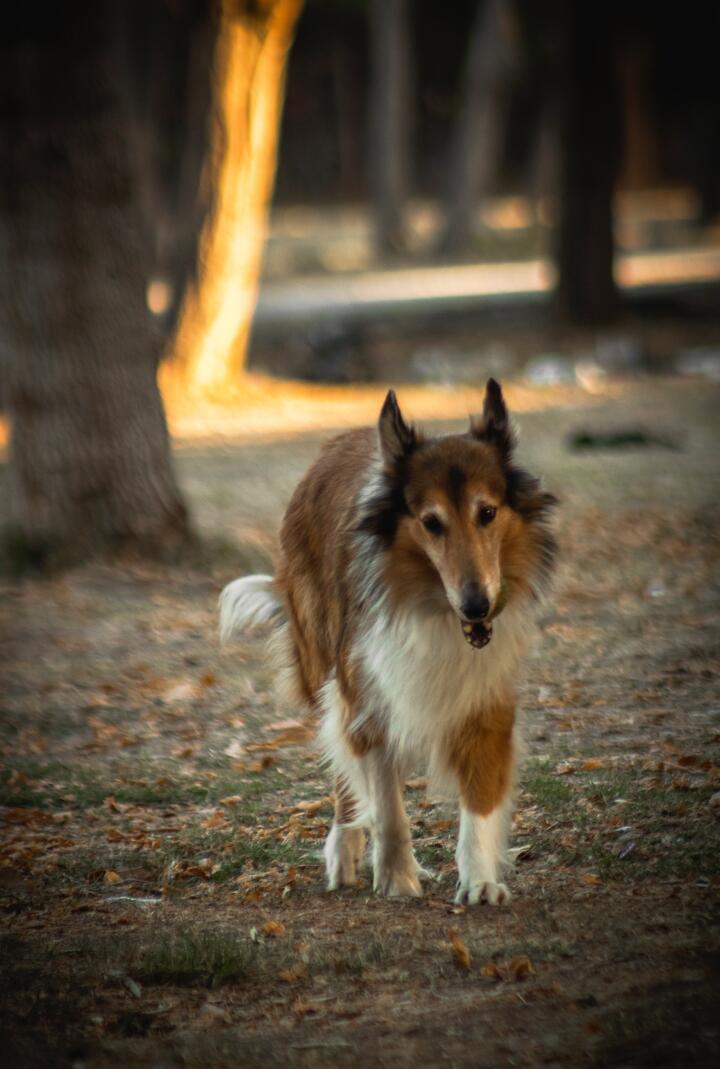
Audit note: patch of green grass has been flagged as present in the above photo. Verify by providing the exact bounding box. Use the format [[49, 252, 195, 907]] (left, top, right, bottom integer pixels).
[[0, 761, 211, 810], [522, 760, 719, 881], [0, 781, 54, 809], [210, 836, 308, 882], [522, 763, 574, 807], [0, 758, 292, 811], [135, 930, 258, 987], [324, 931, 413, 976], [415, 842, 453, 869]]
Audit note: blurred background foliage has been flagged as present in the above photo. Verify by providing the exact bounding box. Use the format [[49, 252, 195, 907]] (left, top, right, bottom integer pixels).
[[1, 0, 719, 560]]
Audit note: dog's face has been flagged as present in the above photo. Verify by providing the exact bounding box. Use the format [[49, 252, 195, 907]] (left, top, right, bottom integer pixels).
[[374, 381, 556, 648], [403, 439, 508, 632]]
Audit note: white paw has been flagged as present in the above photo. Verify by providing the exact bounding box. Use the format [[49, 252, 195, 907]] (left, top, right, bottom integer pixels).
[[373, 845, 423, 897], [454, 880, 510, 906], [324, 824, 366, 890], [376, 867, 423, 898]]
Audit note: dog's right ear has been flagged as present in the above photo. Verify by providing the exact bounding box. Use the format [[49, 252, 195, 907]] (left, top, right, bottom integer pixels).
[[378, 389, 416, 469]]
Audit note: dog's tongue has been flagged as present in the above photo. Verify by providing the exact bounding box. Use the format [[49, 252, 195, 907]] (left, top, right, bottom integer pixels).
[[461, 621, 492, 649]]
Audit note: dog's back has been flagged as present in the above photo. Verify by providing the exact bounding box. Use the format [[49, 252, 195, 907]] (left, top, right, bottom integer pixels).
[[275, 427, 376, 707]]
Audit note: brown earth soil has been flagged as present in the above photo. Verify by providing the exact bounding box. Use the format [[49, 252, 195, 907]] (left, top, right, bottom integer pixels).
[[1, 377, 719, 1068]]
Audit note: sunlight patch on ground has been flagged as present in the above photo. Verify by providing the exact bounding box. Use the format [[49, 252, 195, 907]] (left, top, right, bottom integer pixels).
[[159, 369, 618, 445]]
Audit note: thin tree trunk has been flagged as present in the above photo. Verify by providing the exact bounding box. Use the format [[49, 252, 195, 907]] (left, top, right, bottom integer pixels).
[[368, 0, 412, 257], [554, 5, 621, 324], [170, 0, 303, 400], [439, 0, 519, 256], [1, 5, 190, 563]]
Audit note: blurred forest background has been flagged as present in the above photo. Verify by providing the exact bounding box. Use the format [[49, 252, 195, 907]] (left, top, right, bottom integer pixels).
[[2, 0, 720, 562]]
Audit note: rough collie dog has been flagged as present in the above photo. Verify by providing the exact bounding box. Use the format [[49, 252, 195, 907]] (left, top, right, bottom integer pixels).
[[220, 380, 556, 905]]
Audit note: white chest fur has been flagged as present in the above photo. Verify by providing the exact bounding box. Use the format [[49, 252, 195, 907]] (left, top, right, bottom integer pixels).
[[355, 603, 532, 785]]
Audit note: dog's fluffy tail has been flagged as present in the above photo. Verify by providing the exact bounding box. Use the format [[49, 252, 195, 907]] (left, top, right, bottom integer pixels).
[[219, 575, 282, 643]]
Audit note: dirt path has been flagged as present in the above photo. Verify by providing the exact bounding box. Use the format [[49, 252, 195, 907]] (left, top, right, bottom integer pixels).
[[1, 378, 719, 1067]]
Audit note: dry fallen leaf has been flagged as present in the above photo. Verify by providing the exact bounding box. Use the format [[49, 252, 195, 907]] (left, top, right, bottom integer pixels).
[[290, 798, 330, 816], [262, 919, 286, 938], [291, 996, 318, 1020], [200, 811, 227, 829], [103, 870, 121, 884], [448, 927, 471, 971], [509, 956, 534, 981], [218, 795, 243, 807], [278, 963, 307, 983], [582, 758, 605, 771], [480, 962, 506, 981], [247, 756, 275, 772], [555, 762, 575, 776]]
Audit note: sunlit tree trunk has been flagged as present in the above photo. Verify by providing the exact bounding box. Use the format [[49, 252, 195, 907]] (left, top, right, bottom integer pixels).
[[1, 5, 191, 564], [170, 0, 303, 401]]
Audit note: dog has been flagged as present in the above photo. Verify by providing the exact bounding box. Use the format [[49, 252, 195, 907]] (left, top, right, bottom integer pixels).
[[220, 380, 556, 904]]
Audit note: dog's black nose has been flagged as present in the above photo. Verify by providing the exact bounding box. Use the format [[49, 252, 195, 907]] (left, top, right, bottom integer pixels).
[[460, 584, 490, 621]]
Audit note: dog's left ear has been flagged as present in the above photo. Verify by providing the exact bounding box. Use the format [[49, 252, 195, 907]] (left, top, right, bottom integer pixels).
[[379, 389, 416, 469], [470, 378, 515, 458]]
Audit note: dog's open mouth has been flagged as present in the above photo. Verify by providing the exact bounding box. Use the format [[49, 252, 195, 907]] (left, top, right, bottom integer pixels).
[[461, 620, 493, 649]]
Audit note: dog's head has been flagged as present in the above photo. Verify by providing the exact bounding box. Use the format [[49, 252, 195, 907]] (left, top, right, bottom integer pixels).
[[362, 380, 557, 648]]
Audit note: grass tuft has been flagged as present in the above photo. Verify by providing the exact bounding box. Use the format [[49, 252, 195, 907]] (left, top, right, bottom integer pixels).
[[135, 930, 258, 987]]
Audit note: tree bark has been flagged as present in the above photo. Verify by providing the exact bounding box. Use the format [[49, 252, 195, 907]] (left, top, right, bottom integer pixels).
[[170, 0, 303, 400], [554, 4, 621, 324], [368, 0, 412, 257], [117, 1, 215, 334], [439, 0, 520, 256], [1, 4, 191, 563]]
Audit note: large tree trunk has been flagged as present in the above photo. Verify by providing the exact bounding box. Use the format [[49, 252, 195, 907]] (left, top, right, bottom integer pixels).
[[554, 4, 621, 324], [1, 5, 190, 563], [439, 0, 519, 256], [368, 0, 412, 257], [170, 0, 303, 401]]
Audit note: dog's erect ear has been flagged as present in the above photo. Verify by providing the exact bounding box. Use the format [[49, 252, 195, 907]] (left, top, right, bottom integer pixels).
[[379, 389, 416, 468], [470, 378, 515, 458]]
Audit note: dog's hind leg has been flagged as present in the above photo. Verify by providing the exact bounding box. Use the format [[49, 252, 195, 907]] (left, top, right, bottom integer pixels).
[[324, 775, 367, 890], [364, 746, 423, 898], [320, 681, 371, 890], [320, 679, 421, 895]]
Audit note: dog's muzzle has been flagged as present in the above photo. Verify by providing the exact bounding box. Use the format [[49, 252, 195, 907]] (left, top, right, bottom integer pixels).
[[459, 579, 508, 650], [461, 620, 493, 649]]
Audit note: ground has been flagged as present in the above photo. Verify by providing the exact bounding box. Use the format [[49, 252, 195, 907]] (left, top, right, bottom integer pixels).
[[1, 377, 719, 1068]]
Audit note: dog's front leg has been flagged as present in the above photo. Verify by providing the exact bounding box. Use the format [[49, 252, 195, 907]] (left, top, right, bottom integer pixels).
[[448, 713, 515, 906], [455, 799, 512, 905], [366, 747, 423, 897]]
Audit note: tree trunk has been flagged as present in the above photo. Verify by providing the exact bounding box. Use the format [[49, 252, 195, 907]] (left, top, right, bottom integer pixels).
[[554, 4, 621, 324], [368, 0, 412, 257], [1, 4, 190, 563], [439, 0, 520, 256], [170, 0, 303, 401], [117, 1, 215, 334]]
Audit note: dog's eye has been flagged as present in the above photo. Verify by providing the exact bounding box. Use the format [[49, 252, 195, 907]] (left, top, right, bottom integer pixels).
[[478, 506, 497, 527], [421, 514, 445, 536]]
